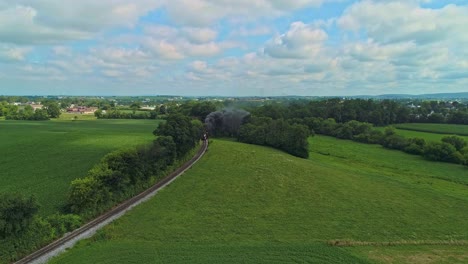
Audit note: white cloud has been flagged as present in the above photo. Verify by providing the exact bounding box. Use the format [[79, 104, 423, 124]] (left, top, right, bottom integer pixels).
[[143, 39, 185, 60], [338, 1, 468, 45], [264, 22, 328, 59], [182, 28, 218, 44], [164, 0, 326, 26], [0, 45, 31, 62], [230, 26, 272, 37], [0, 0, 160, 44]]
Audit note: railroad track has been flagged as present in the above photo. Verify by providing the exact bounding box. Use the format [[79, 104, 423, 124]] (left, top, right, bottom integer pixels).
[[15, 140, 208, 264]]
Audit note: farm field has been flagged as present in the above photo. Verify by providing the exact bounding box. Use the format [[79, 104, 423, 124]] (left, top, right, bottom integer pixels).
[[51, 137, 468, 263], [376, 125, 468, 143], [395, 123, 468, 136], [0, 119, 161, 215]]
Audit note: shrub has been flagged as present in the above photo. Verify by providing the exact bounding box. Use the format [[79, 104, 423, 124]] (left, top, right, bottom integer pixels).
[[423, 142, 457, 163]]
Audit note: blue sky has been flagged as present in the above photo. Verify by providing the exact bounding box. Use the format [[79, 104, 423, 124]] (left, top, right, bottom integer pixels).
[[0, 0, 467, 96]]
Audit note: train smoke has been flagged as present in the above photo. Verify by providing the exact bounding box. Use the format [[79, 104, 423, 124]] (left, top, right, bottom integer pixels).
[[205, 109, 250, 137]]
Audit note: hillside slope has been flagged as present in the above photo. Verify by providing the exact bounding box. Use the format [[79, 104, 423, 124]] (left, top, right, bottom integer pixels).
[[51, 138, 468, 263]]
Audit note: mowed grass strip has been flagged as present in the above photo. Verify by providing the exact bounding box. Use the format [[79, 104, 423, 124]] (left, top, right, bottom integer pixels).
[[52, 138, 468, 263], [0, 119, 161, 215], [395, 123, 468, 136], [347, 245, 468, 264]]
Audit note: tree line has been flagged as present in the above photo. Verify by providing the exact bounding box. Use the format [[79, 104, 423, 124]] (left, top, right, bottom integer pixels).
[[68, 113, 203, 218], [249, 99, 468, 126], [288, 117, 468, 167], [94, 109, 158, 120], [2, 102, 61, 120]]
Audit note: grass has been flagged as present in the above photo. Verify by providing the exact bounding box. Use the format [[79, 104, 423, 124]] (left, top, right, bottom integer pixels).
[[55, 113, 97, 121], [395, 123, 468, 136], [347, 245, 468, 264], [0, 119, 162, 215], [51, 137, 468, 263], [376, 126, 468, 143]]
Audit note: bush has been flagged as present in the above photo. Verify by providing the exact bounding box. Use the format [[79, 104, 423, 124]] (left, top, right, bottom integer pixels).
[[46, 214, 81, 236], [382, 134, 409, 151], [442, 136, 467, 151], [403, 138, 426, 155], [0, 193, 39, 238], [423, 142, 458, 163]]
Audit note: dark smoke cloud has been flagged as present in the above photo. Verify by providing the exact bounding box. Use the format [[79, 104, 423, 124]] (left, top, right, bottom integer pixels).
[[205, 108, 250, 137]]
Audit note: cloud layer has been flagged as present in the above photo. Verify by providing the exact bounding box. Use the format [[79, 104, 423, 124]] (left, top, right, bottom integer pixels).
[[1, 0, 467, 96]]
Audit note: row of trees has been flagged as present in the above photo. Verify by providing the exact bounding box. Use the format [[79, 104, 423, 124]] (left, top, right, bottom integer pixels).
[[68, 113, 204, 218], [3, 102, 61, 120], [293, 117, 468, 166], [94, 109, 158, 119], [250, 99, 468, 126]]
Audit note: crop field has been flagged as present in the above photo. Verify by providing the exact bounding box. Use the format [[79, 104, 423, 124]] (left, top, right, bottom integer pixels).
[[51, 137, 468, 263], [395, 123, 468, 136], [0, 119, 161, 215]]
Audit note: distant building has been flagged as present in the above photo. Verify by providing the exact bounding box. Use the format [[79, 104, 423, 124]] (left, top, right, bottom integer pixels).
[[141, 106, 156, 110], [66, 106, 98, 114], [30, 104, 43, 110]]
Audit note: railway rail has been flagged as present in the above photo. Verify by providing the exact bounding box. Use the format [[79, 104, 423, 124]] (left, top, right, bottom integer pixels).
[[15, 140, 208, 264]]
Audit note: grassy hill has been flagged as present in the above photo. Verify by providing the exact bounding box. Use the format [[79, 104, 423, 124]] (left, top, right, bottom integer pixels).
[[0, 119, 161, 215], [51, 137, 468, 263]]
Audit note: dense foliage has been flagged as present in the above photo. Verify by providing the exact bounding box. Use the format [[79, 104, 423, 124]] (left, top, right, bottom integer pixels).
[[0, 193, 39, 238], [67, 136, 177, 218], [2, 102, 62, 120], [155, 113, 204, 157], [238, 117, 310, 158], [68, 113, 203, 218], [95, 109, 158, 119], [249, 99, 468, 126], [0, 193, 81, 262]]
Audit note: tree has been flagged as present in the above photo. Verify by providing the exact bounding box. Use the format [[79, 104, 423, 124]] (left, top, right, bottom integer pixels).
[[68, 176, 107, 216], [33, 109, 50, 120], [155, 113, 202, 157], [130, 102, 141, 114], [45, 102, 61, 118], [0, 193, 39, 237]]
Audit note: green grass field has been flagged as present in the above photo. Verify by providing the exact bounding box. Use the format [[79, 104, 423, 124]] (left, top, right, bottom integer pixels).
[[0, 119, 161, 215], [376, 125, 468, 143], [56, 113, 97, 121], [395, 123, 468, 136], [51, 137, 468, 263]]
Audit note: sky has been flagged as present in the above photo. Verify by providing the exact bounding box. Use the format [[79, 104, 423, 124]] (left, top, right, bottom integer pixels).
[[0, 0, 467, 96]]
